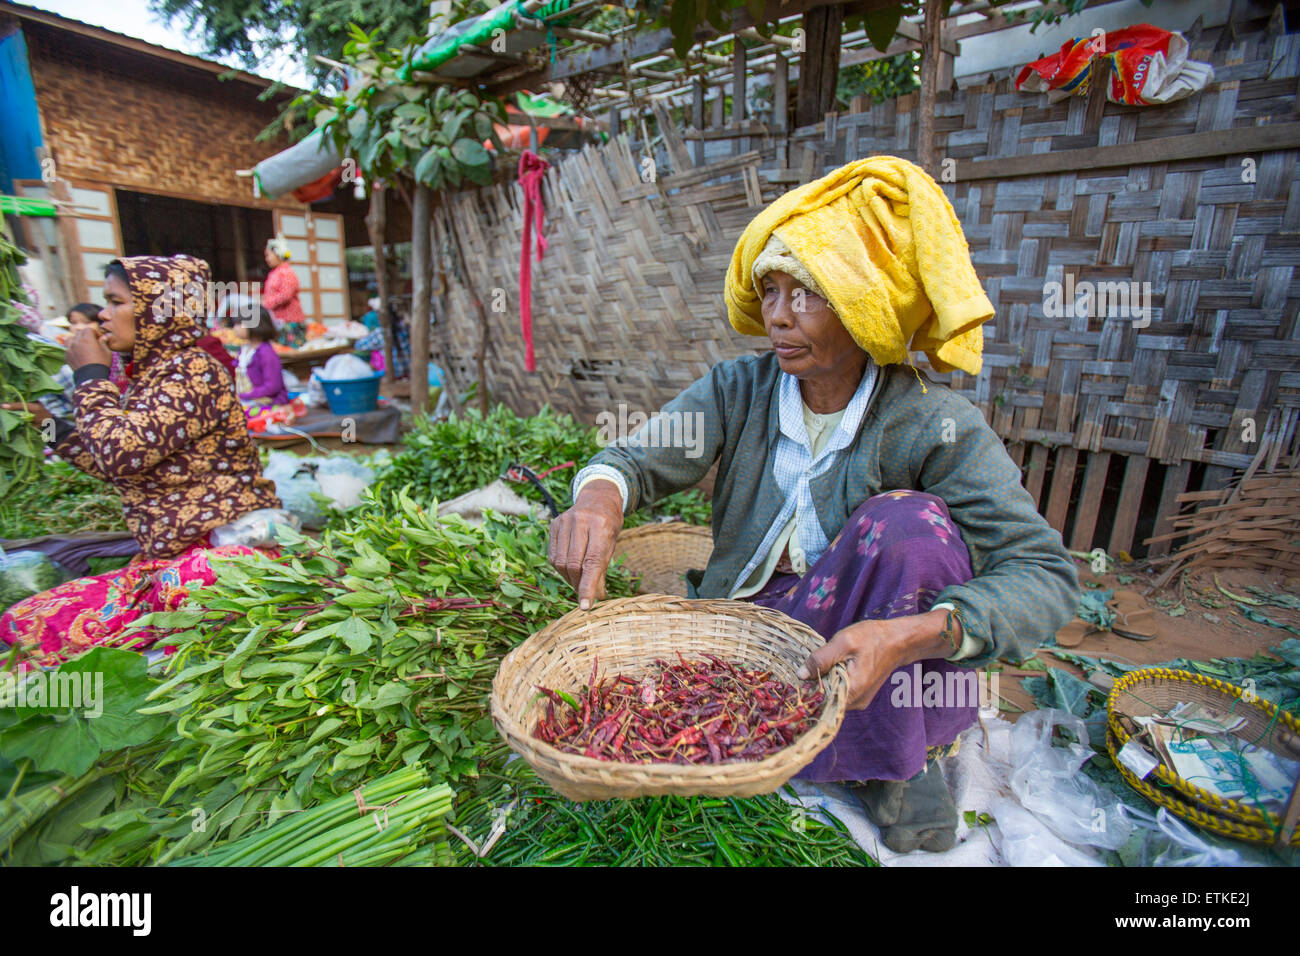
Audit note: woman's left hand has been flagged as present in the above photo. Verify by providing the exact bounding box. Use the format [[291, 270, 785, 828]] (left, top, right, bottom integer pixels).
[[798, 609, 960, 710], [66, 326, 113, 370]]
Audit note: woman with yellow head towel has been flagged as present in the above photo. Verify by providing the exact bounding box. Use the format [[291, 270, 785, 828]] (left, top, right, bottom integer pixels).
[[550, 156, 1078, 853]]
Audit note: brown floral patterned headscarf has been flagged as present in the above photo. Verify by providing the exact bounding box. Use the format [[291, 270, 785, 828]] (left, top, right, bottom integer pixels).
[[112, 254, 211, 371]]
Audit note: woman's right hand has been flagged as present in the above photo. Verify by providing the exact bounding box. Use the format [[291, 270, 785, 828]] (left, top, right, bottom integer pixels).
[[548, 479, 625, 610], [1, 401, 53, 425]]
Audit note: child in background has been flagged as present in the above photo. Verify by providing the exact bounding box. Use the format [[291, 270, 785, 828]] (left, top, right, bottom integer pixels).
[[236, 307, 289, 406], [48, 304, 128, 416]]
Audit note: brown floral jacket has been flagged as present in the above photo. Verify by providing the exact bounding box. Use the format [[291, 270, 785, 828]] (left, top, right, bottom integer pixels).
[[54, 255, 280, 559]]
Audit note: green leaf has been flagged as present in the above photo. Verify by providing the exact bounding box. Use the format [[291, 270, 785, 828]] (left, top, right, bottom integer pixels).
[[863, 6, 904, 53], [335, 590, 387, 608], [451, 139, 489, 167], [0, 648, 168, 776], [414, 146, 440, 184], [338, 615, 374, 654]]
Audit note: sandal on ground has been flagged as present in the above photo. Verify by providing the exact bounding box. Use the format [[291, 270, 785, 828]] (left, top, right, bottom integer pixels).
[[1109, 589, 1158, 641], [1055, 617, 1096, 648]]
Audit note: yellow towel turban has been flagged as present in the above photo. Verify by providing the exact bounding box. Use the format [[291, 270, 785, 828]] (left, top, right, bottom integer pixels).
[[725, 156, 994, 375]]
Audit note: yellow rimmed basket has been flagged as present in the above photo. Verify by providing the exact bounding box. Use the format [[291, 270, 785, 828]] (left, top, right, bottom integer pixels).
[[1106, 667, 1300, 847], [610, 522, 713, 597], [490, 594, 848, 801]]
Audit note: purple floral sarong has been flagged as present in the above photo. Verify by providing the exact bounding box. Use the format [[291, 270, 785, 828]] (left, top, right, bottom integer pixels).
[[747, 489, 978, 783]]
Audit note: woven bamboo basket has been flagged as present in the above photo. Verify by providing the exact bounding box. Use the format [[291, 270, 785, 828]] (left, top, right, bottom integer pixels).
[[610, 522, 713, 597], [1106, 668, 1300, 846], [490, 594, 849, 800]]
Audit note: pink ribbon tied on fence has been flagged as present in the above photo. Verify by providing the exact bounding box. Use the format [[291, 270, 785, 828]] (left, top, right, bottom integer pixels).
[[518, 149, 551, 373]]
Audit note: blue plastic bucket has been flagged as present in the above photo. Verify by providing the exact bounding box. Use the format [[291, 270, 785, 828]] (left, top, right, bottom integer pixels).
[[321, 372, 382, 415]]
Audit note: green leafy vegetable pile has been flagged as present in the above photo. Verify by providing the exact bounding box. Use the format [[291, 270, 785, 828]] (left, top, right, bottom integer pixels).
[[365, 405, 712, 527], [0, 232, 65, 496], [369, 404, 601, 513], [0, 550, 65, 611], [0, 495, 635, 865], [0, 460, 126, 540]]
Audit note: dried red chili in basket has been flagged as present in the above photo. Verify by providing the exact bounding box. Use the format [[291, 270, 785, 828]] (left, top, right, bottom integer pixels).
[[532, 653, 825, 765]]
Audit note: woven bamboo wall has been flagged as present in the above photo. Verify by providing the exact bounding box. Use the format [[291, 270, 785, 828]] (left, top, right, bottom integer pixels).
[[23, 21, 296, 209], [430, 26, 1300, 557]]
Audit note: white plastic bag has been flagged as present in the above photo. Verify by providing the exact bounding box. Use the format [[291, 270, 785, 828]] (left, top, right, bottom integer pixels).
[[1118, 805, 1248, 867], [991, 796, 1104, 867], [1009, 708, 1133, 851], [209, 508, 302, 548], [317, 353, 375, 382], [305, 372, 327, 408], [315, 457, 374, 510]]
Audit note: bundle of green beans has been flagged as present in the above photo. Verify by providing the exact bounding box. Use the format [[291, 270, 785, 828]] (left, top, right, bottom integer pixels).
[[450, 761, 878, 867], [168, 768, 454, 867]]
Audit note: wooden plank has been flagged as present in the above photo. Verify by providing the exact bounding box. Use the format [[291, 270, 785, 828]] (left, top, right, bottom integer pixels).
[[1145, 461, 1192, 557], [1045, 446, 1078, 534], [1108, 455, 1151, 558], [1069, 451, 1112, 552], [661, 150, 763, 189], [964, 122, 1300, 182], [1024, 443, 1048, 507], [733, 41, 748, 157], [651, 98, 693, 173], [691, 77, 706, 166]]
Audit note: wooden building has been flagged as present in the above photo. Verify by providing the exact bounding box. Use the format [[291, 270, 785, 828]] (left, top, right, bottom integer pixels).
[[0, 0, 367, 321]]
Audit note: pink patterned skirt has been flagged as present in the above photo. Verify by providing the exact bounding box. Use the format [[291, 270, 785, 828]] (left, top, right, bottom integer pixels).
[[0, 543, 269, 669]]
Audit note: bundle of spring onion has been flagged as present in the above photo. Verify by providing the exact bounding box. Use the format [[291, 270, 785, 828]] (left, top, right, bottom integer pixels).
[[449, 761, 878, 867], [167, 768, 454, 867]]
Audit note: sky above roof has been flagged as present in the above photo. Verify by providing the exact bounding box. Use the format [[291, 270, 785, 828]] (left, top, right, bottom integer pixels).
[[27, 0, 312, 86]]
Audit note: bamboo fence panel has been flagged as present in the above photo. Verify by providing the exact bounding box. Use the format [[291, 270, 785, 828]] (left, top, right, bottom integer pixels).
[[429, 27, 1300, 558]]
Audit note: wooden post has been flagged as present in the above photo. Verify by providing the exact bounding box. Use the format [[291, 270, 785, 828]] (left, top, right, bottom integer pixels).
[[917, 0, 943, 173], [795, 4, 843, 129], [364, 184, 395, 385], [230, 207, 248, 283], [429, 206, 465, 419], [410, 182, 431, 415], [774, 52, 789, 168], [732, 41, 747, 157], [609, 107, 621, 139], [692, 76, 706, 166]]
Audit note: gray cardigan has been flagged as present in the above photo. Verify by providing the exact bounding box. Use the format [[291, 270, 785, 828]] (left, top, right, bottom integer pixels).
[[586, 352, 1079, 665]]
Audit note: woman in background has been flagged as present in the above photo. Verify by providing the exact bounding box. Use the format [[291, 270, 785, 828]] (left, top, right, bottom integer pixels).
[[0, 255, 282, 666], [262, 237, 306, 348]]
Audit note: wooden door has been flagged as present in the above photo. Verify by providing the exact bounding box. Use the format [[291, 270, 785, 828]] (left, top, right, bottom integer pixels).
[[61, 181, 123, 302], [271, 209, 347, 324]]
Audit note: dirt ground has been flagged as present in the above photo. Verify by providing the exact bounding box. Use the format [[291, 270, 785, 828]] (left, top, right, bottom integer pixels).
[[992, 561, 1300, 718]]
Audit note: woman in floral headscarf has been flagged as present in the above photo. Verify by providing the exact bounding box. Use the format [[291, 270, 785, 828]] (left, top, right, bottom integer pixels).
[[0, 255, 283, 667], [262, 236, 307, 348]]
